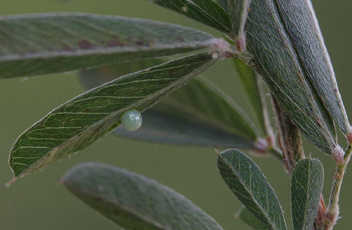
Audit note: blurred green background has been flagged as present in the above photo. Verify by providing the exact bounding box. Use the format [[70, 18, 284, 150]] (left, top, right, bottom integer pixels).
[[0, 0, 351, 229]]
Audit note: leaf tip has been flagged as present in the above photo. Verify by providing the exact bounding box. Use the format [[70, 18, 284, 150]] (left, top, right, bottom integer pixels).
[[215, 149, 221, 155], [57, 178, 65, 185], [233, 206, 244, 218]]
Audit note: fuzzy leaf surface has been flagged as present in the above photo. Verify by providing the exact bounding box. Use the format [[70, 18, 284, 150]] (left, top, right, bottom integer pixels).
[[275, 0, 350, 135], [0, 13, 216, 79], [147, 0, 231, 33], [291, 158, 324, 230], [244, 0, 341, 153], [8, 53, 216, 182], [62, 162, 224, 230], [218, 149, 286, 230], [79, 60, 258, 148], [236, 206, 266, 230]]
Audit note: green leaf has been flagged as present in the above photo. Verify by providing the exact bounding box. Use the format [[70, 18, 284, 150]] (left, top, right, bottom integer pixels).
[[147, 0, 231, 33], [233, 59, 266, 135], [243, 0, 343, 154], [218, 149, 286, 230], [236, 206, 266, 230], [215, 0, 228, 11], [0, 13, 216, 79], [291, 158, 324, 230], [8, 53, 217, 184], [79, 60, 259, 148], [275, 1, 351, 136], [228, 0, 251, 39], [61, 162, 224, 230], [115, 78, 259, 147]]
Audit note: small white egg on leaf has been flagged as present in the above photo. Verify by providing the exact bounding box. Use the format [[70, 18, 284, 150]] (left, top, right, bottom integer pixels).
[[121, 110, 142, 131]]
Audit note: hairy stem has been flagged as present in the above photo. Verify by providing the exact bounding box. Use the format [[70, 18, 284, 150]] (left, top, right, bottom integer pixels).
[[325, 145, 352, 229]]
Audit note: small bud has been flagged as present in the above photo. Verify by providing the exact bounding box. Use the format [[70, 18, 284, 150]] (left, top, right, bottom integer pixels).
[[209, 38, 235, 60], [347, 126, 352, 144], [254, 138, 269, 153], [332, 145, 344, 165], [235, 34, 246, 52]]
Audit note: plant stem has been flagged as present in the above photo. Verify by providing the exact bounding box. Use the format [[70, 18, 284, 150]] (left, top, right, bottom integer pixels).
[[270, 95, 305, 173], [325, 145, 352, 229]]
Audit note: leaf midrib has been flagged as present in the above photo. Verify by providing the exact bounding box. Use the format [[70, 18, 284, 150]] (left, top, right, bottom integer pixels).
[[221, 155, 279, 230], [189, 0, 231, 32], [11, 55, 215, 178], [168, 0, 230, 32], [0, 42, 214, 61], [268, 0, 335, 141]]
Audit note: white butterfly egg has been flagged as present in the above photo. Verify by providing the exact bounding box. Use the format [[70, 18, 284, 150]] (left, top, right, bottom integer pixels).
[[121, 110, 142, 131]]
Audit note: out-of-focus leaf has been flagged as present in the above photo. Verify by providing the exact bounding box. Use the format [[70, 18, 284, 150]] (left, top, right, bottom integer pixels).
[[218, 149, 286, 230], [291, 158, 324, 230], [0, 13, 216, 79], [79, 59, 259, 148], [275, 0, 350, 136], [8, 53, 217, 184], [236, 206, 266, 230], [62, 162, 224, 230], [113, 108, 255, 148], [243, 0, 342, 154], [147, 0, 231, 33], [233, 58, 265, 135], [79, 59, 166, 90]]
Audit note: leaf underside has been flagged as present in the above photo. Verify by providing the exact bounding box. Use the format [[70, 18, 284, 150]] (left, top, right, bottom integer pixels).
[[0, 13, 216, 79], [79, 59, 258, 148], [291, 158, 324, 230], [62, 162, 224, 230], [218, 149, 286, 230], [8, 53, 217, 182], [147, 0, 231, 33]]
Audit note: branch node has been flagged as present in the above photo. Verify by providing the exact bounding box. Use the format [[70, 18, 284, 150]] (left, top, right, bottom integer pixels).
[[332, 145, 344, 165], [209, 38, 237, 60]]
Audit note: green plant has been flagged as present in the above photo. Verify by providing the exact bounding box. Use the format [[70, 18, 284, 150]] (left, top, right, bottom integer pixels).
[[2, 0, 351, 229]]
